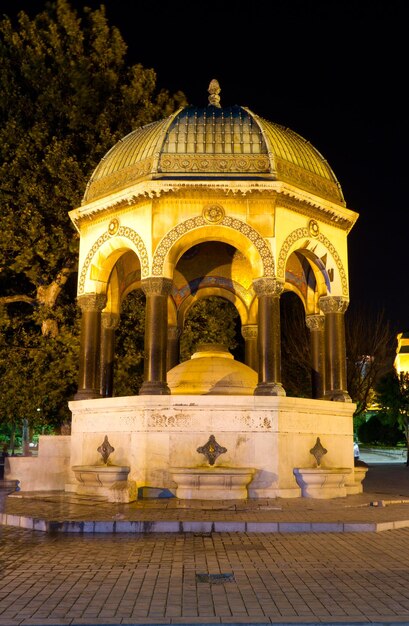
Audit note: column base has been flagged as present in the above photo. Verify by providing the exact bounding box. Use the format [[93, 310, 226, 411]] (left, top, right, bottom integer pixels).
[[254, 382, 286, 396], [73, 389, 101, 400], [139, 381, 171, 395], [324, 389, 352, 402]]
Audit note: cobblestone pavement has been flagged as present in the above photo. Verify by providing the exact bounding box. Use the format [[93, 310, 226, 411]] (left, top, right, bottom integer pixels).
[[2, 525, 409, 625], [1, 464, 409, 626]]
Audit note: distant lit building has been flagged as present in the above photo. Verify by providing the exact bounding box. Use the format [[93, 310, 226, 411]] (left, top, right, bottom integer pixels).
[[394, 332, 409, 376]]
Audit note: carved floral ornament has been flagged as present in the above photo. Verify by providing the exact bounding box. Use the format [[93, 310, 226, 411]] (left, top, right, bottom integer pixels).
[[252, 277, 285, 297], [151, 214, 275, 277], [305, 314, 325, 331], [319, 295, 349, 314]]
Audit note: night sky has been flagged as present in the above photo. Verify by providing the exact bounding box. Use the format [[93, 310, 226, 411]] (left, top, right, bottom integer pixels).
[[2, 0, 408, 334]]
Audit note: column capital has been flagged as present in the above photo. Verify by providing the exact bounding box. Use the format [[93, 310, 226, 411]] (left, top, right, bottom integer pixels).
[[253, 277, 285, 297], [305, 314, 325, 331], [241, 324, 258, 340], [141, 277, 173, 296], [101, 311, 120, 330], [319, 296, 349, 315], [77, 293, 107, 312]]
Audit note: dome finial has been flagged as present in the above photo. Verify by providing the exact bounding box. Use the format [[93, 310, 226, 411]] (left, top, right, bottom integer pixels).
[[208, 79, 221, 108]]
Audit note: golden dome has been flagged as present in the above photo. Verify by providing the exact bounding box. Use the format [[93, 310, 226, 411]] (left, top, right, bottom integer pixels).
[[167, 344, 257, 395], [83, 95, 344, 205]]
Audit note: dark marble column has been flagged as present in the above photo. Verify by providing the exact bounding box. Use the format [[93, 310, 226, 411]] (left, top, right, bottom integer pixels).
[[241, 324, 258, 372], [100, 312, 119, 398], [305, 314, 326, 399], [319, 296, 351, 402], [167, 325, 181, 371], [253, 278, 286, 396], [139, 277, 172, 395], [74, 293, 107, 400]]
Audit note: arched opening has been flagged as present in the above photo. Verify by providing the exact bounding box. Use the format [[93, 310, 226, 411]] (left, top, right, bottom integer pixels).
[[179, 295, 243, 363], [280, 291, 311, 398], [113, 289, 146, 397]]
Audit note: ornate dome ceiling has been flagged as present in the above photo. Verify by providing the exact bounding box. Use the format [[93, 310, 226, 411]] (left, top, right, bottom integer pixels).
[[83, 81, 345, 206]]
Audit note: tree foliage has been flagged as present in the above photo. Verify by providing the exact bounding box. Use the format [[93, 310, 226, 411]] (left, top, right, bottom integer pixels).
[[376, 370, 409, 463], [180, 297, 240, 363], [0, 0, 186, 435]]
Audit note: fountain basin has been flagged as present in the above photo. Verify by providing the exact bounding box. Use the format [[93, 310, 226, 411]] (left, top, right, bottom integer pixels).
[[72, 465, 136, 503], [345, 465, 368, 495], [293, 467, 352, 499], [170, 467, 255, 500]]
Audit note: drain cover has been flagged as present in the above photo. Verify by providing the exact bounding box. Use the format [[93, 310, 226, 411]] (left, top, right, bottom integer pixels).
[[196, 573, 235, 584]]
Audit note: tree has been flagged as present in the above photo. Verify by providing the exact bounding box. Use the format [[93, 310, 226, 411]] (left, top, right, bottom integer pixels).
[[345, 307, 394, 418], [180, 297, 240, 363], [0, 0, 186, 435], [376, 370, 409, 465]]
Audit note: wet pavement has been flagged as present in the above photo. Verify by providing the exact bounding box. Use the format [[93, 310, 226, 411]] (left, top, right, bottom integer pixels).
[[1, 464, 409, 625]]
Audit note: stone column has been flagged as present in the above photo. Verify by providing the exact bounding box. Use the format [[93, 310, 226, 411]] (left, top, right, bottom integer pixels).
[[139, 277, 173, 395], [319, 296, 351, 402], [167, 325, 181, 372], [75, 293, 107, 400], [253, 278, 286, 396], [100, 312, 120, 398], [305, 314, 326, 399], [241, 324, 258, 372]]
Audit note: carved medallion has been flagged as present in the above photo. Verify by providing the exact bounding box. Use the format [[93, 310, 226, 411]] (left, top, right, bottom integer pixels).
[[108, 218, 119, 236], [203, 205, 225, 224], [308, 219, 320, 238]]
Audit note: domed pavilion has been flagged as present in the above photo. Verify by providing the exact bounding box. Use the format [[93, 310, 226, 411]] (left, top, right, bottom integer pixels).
[[65, 81, 360, 500], [70, 80, 358, 402]]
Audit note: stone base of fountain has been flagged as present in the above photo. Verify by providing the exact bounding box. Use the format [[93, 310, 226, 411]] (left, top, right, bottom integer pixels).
[[72, 465, 137, 503], [345, 466, 368, 495], [170, 467, 255, 500], [293, 467, 353, 498]]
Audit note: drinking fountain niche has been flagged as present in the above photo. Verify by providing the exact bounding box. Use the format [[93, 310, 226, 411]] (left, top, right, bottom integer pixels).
[[293, 437, 353, 499], [72, 436, 136, 503], [170, 435, 255, 500]]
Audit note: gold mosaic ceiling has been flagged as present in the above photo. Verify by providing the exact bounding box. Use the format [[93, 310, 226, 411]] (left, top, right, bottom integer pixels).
[[83, 104, 345, 205]]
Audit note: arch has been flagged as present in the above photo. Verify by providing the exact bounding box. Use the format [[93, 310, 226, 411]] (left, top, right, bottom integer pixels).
[[177, 286, 250, 329], [151, 215, 275, 279], [78, 226, 149, 295], [277, 227, 348, 297]]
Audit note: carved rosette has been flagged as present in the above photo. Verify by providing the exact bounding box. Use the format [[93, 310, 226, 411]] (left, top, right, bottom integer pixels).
[[203, 204, 225, 224], [77, 293, 107, 312], [305, 314, 325, 331], [252, 277, 285, 298], [108, 218, 119, 236], [141, 277, 173, 297], [319, 296, 349, 315], [241, 324, 258, 340]]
